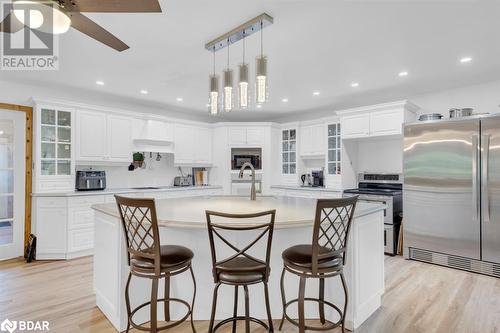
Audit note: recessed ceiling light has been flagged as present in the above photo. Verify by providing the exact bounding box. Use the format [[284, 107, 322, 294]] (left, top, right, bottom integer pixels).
[[351, 82, 359, 87], [399, 71, 409, 77], [96, 80, 104, 86], [0, 130, 4, 135], [460, 57, 472, 63], [176, 97, 183, 102], [140, 90, 148, 95], [313, 91, 320, 96], [256, 104, 262, 108], [281, 98, 289, 103]]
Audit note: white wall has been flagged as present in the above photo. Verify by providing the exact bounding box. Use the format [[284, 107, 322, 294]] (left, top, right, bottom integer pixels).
[[76, 154, 190, 189], [356, 138, 403, 174]]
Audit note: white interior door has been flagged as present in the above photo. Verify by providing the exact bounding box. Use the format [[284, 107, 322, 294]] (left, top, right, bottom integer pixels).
[[0, 109, 26, 260]]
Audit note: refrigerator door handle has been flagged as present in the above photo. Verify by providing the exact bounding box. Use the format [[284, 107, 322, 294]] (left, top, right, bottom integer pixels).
[[472, 134, 480, 223], [482, 134, 491, 223]]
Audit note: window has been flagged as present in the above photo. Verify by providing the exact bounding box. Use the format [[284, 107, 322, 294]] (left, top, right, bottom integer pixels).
[[327, 123, 341, 175], [40, 109, 72, 176], [282, 129, 296, 174]]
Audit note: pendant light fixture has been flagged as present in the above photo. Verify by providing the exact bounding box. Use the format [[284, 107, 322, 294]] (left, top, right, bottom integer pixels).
[[256, 20, 268, 105], [208, 46, 219, 115], [238, 30, 249, 109], [223, 38, 234, 112]]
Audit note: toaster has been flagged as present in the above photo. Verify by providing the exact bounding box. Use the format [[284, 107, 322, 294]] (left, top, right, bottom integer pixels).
[[174, 176, 192, 187]]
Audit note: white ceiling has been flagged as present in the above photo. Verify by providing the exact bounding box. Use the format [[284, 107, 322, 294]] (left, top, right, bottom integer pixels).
[[2, 0, 500, 121]]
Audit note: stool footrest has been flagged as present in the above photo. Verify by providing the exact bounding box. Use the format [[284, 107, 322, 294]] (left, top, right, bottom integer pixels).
[[283, 297, 343, 331], [212, 315, 270, 333], [129, 297, 192, 332]]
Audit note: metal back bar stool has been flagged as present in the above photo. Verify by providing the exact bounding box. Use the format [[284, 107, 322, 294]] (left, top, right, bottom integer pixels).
[[115, 195, 197, 333], [205, 209, 276, 333], [279, 196, 358, 333]]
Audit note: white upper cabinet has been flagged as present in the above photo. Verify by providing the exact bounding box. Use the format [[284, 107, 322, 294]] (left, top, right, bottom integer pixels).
[[299, 124, 325, 157], [76, 110, 133, 163], [338, 101, 419, 140], [107, 115, 133, 162], [174, 124, 212, 166], [228, 127, 264, 146]]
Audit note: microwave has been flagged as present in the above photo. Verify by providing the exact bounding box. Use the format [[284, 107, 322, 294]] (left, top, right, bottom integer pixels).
[[76, 170, 106, 191], [231, 148, 262, 170]]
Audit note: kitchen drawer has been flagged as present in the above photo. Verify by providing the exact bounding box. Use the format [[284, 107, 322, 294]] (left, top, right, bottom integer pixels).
[[68, 228, 94, 252], [68, 208, 95, 230], [68, 195, 104, 207], [35, 197, 67, 208]]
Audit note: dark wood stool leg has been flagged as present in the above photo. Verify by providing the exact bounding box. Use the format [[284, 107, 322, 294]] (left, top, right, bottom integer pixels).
[[263, 282, 274, 333], [340, 272, 348, 333], [189, 266, 197, 333], [243, 285, 250, 333], [208, 282, 221, 333], [278, 267, 286, 331], [125, 272, 132, 333], [151, 277, 159, 333], [164, 275, 171, 322], [232, 286, 239, 333], [319, 275, 326, 325], [298, 277, 306, 333]]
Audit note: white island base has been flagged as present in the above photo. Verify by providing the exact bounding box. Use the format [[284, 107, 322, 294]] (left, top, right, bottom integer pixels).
[[92, 196, 385, 332]]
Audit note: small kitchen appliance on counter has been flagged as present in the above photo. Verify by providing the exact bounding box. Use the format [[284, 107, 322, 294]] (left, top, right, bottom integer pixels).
[[311, 170, 324, 187], [174, 176, 192, 187], [192, 167, 209, 186], [76, 170, 106, 191], [343, 173, 403, 255]]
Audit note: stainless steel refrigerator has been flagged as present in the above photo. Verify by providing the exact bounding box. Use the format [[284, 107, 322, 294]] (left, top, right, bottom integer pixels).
[[404, 115, 500, 277]]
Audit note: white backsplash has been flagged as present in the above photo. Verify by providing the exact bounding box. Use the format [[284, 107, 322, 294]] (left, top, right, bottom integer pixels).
[[76, 154, 192, 189]]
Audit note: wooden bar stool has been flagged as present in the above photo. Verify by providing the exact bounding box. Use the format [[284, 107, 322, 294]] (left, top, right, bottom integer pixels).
[[205, 210, 276, 333], [115, 195, 197, 333], [278, 197, 358, 333]]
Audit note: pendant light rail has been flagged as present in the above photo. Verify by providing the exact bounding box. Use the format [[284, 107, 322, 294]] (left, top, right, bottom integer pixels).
[[205, 13, 273, 52]]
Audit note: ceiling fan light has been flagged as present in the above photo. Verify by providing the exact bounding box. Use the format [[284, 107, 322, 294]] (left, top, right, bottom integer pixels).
[[238, 63, 249, 109], [256, 55, 268, 104], [14, 1, 70, 34]]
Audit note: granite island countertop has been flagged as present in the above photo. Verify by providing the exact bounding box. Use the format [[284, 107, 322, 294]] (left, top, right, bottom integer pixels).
[[31, 185, 222, 197], [92, 195, 385, 229]]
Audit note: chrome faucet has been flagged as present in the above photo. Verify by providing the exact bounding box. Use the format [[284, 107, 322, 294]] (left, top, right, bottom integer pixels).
[[239, 162, 256, 200]]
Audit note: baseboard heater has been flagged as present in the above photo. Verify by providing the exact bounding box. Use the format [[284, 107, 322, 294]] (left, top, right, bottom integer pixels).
[[407, 248, 500, 278]]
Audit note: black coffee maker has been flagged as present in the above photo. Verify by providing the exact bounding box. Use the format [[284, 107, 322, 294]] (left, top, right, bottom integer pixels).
[[311, 170, 324, 187]]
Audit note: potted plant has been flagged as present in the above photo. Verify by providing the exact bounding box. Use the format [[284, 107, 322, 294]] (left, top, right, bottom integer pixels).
[[132, 152, 144, 169]]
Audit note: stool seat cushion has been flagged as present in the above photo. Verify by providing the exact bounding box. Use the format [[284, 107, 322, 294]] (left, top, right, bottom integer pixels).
[[131, 245, 193, 270], [216, 257, 267, 283], [282, 244, 343, 271]]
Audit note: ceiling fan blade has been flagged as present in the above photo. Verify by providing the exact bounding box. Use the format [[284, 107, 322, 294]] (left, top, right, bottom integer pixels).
[[68, 12, 129, 51], [71, 0, 161, 13], [0, 13, 24, 33]]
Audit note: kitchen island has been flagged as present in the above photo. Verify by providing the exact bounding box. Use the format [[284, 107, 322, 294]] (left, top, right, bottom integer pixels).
[[92, 196, 385, 332]]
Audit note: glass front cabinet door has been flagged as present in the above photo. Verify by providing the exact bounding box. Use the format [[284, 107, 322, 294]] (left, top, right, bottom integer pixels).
[[36, 105, 75, 192]]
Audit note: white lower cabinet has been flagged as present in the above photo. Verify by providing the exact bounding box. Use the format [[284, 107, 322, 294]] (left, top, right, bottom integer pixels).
[[32, 187, 223, 260], [272, 188, 341, 199]]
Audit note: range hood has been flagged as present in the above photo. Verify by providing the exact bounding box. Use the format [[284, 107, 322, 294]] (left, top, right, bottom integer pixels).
[[133, 120, 174, 153]]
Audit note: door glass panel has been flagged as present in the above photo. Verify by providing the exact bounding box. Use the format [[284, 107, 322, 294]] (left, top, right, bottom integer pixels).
[[41, 160, 56, 175], [289, 163, 296, 174], [0, 128, 13, 168], [41, 143, 55, 158], [57, 111, 71, 127], [290, 129, 296, 140], [328, 163, 336, 175], [289, 152, 296, 162], [57, 143, 71, 159], [41, 109, 56, 125], [58, 127, 71, 142], [0, 170, 13, 193], [57, 160, 71, 175], [282, 164, 289, 174], [328, 124, 336, 136], [0, 196, 13, 220], [41, 126, 56, 142], [328, 137, 336, 149], [329, 150, 337, 162], [282, 153, 289, 163], [289, 140, 296, 151], [282, 131, 289, 140]]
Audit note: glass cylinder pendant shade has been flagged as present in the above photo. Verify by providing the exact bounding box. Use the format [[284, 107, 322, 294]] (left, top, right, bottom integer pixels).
[[256, 55, 268, 104], [223, 69, 234, 112], [238, 63, 249, 109], [208, 74, 219, 115]]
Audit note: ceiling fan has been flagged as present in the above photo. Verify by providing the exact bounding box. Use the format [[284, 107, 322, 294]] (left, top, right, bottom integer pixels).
[[0, 0, 162, 51]]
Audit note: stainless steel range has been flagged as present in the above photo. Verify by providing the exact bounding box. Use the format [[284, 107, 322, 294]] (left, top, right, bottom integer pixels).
[[344, 173, 403, 256]]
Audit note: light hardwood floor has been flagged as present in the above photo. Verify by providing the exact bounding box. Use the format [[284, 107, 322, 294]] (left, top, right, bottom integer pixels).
[[1, 256, 500, 333]]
